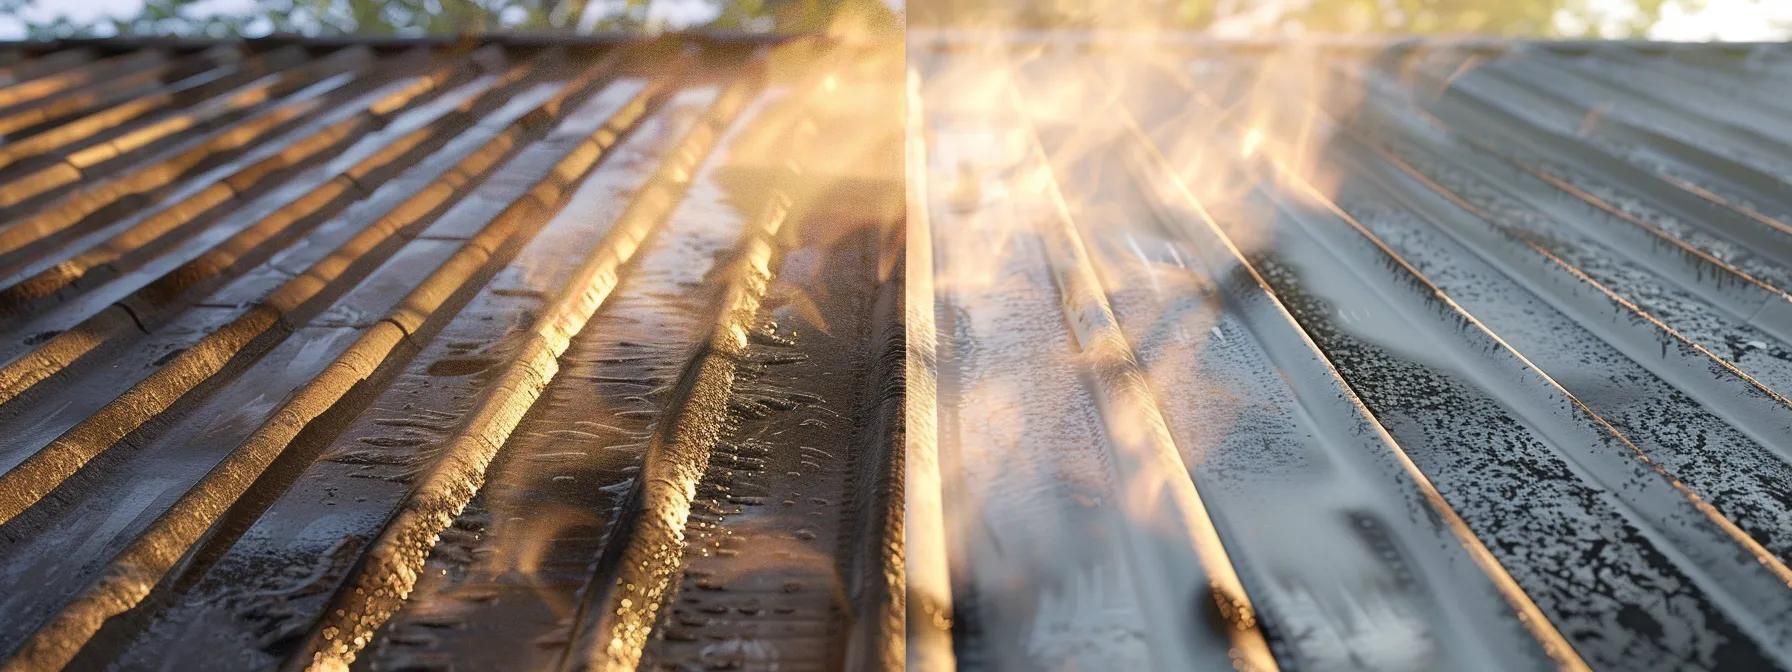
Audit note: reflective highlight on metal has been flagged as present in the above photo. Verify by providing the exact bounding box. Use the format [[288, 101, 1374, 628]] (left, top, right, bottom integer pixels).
[[909, 34, 1792, 672], [0, 35, 904, 672]]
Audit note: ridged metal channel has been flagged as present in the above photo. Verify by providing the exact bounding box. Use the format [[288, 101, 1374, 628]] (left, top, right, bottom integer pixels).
[[0, 35, 904, 671], [7, 31, 1792, 672], [908, 34, 1792, 672]]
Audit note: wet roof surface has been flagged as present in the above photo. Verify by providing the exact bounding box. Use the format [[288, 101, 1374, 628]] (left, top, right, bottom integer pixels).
[[7, 30, 1792, 672], [908, 34, 1792, 672], [0, 35, 904, 670]]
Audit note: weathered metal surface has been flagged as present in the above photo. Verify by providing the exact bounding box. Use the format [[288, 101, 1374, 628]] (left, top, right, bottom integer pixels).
[[909, 35, 1792, 672], [9, 30, 1792, 672], [0, 36, 903, 671]]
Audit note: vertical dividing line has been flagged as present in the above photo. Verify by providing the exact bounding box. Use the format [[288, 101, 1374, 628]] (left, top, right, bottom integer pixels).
[[902, 67, 958, 672]]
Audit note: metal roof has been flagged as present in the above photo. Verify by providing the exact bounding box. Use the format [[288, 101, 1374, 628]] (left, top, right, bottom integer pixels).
[[908, 34, 1792, 672], [7, 29, 1792, 672], [0, 35, 904, 671]]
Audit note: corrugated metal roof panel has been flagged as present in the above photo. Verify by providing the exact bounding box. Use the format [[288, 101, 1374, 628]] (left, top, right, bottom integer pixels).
[[908, 36, 1792, 671], [9, 30, 1792, 672], [0, 36, 905, 671]]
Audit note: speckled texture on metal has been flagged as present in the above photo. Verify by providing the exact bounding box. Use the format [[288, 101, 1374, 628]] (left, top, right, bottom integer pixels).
[[7, 31, 1792, 672], [909, 35, 1792, 672]]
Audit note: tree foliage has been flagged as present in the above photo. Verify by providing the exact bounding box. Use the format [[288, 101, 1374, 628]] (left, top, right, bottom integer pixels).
[[909, 0, 1698, 37], [0, 0, 882, 37], [0, 0, 1729, 39]]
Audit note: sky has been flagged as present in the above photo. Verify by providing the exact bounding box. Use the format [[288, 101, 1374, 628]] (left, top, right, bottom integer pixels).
[[0, 0, 1788, 40], [1643, 0, 1792, 40]]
